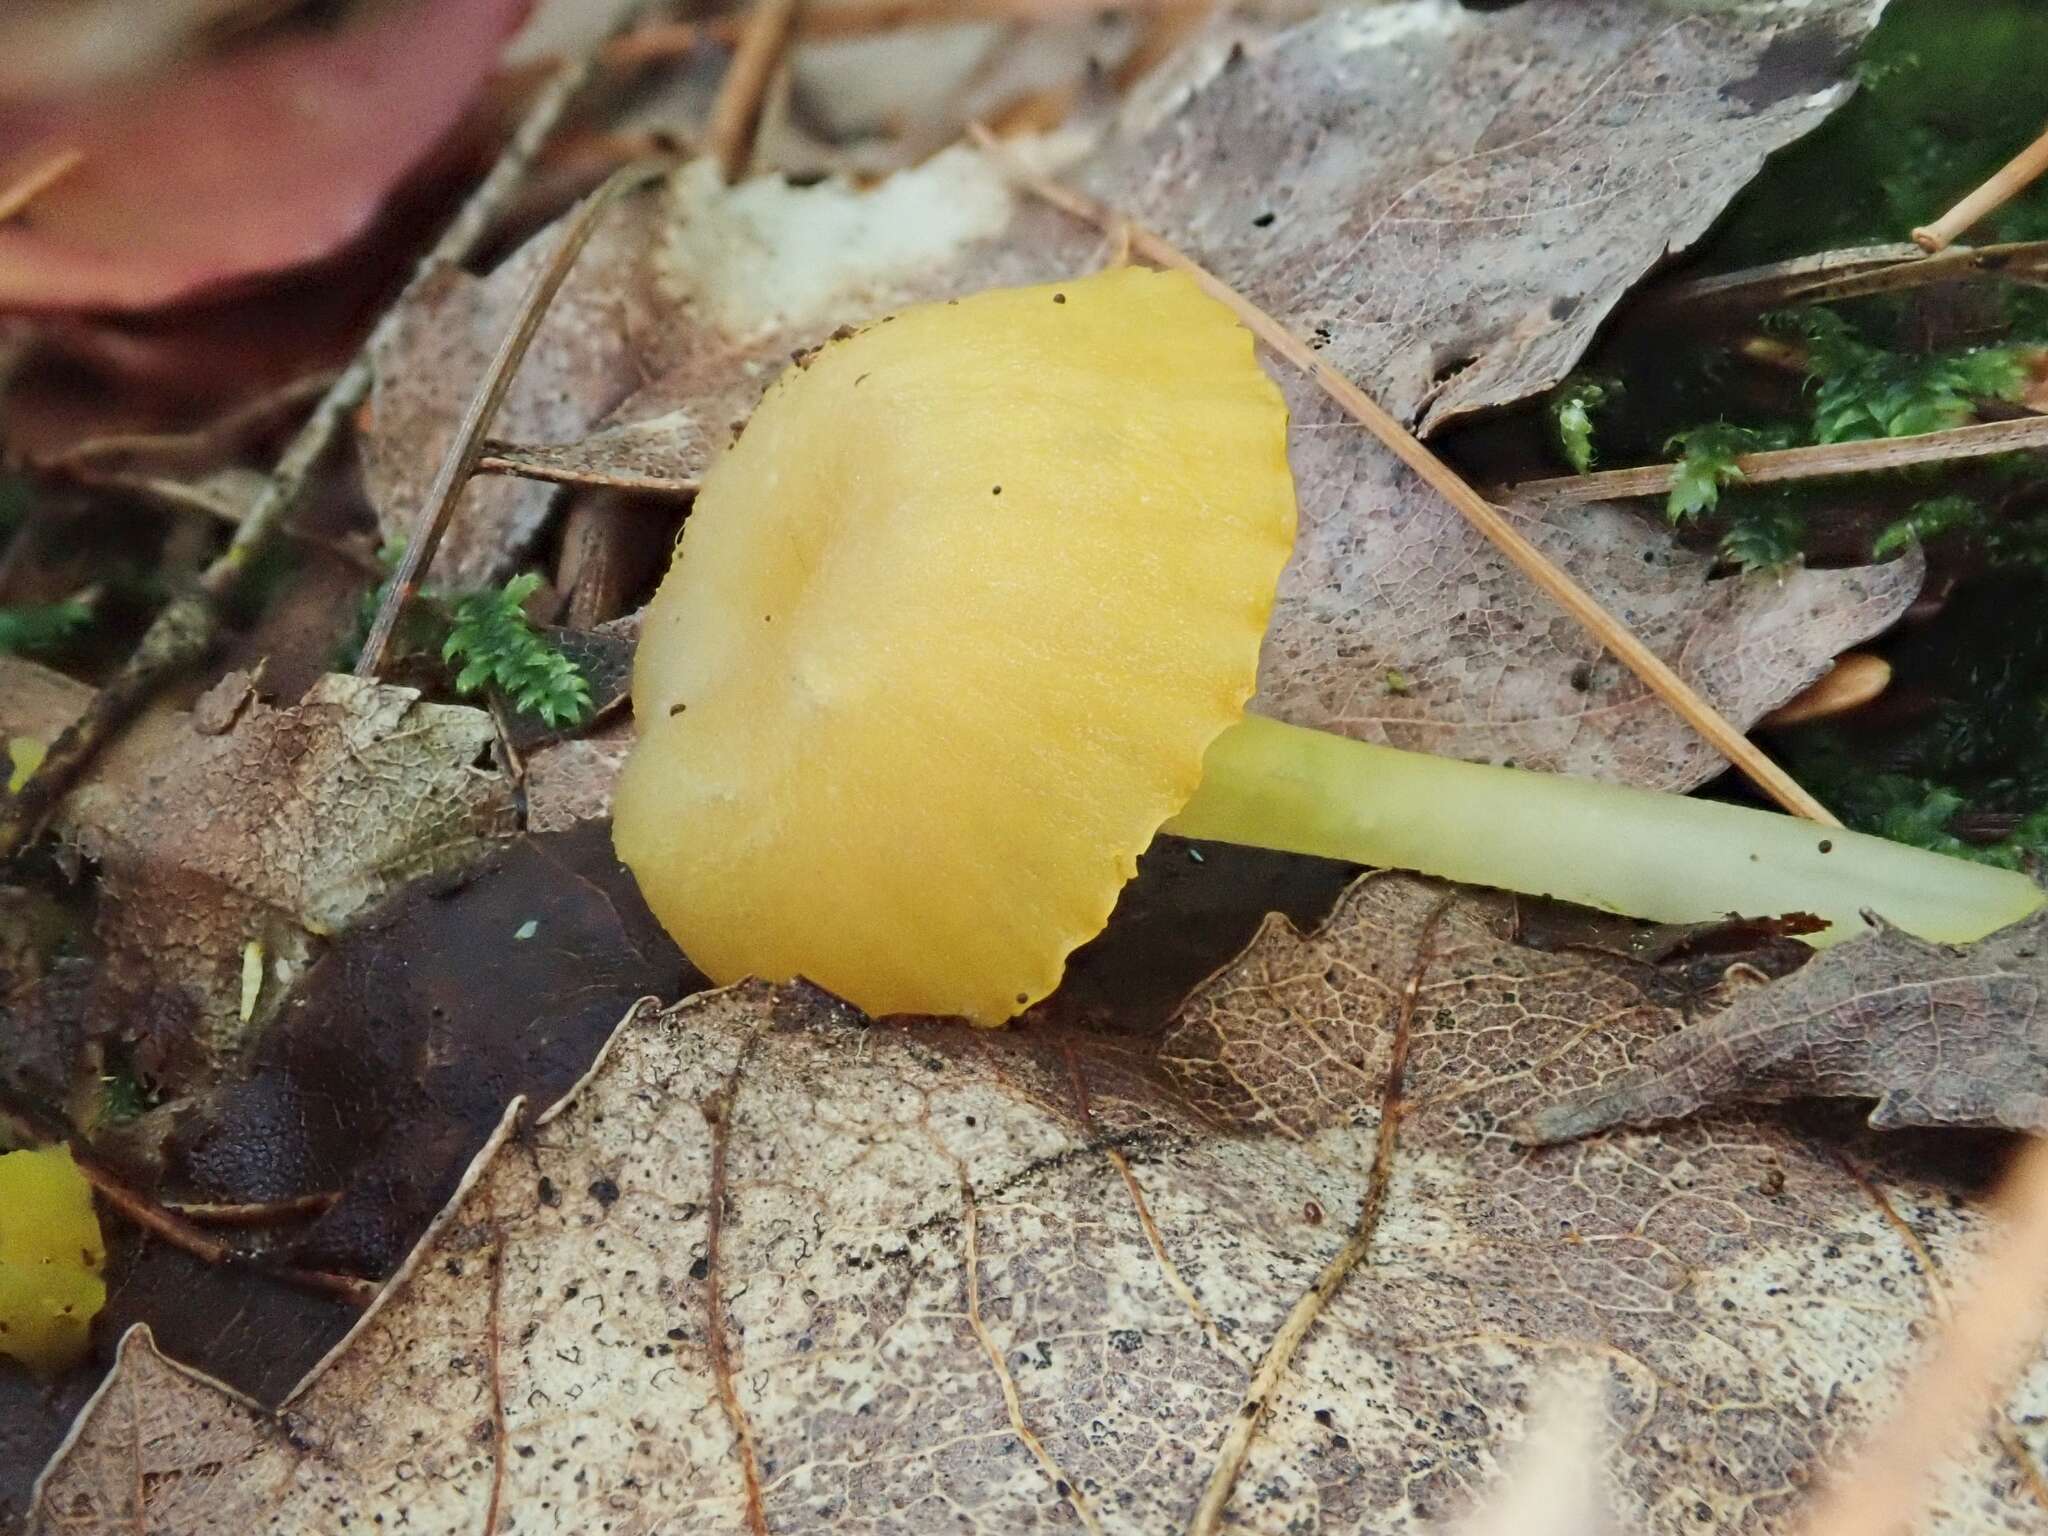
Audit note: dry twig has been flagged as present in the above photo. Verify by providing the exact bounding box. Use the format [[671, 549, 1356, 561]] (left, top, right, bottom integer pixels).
[[1915, 123, 2048, 253], [475, 447, 697, 497], [1649, 239, 2048, 316], [1187, 889, 1444, 1536], [704, 0, 802, 184], [598, 0, 1211, 67], [354, 158, 673, 678], [0, 147, 83, 224], [1830, 1150, 2048, 1515], [40, 370, 339, 474], [75, 1159, 375, 1307], [162, 1191, 344, 1227], [0, 31, 629, 863], [1513, 414, 2048, 505], [973, 126, 1840, 826], [0, 1104, 372, 1306]]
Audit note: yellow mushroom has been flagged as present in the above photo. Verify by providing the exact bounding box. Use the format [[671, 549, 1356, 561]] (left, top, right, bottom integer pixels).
[[0, 1143, 106, 1375], [614, 267, 2044, 1025]]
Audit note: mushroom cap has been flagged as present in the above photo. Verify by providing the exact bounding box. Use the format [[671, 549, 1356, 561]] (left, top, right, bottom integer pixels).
[[614, 267, 1295, 1022], [0, 1144, 106, 1374]]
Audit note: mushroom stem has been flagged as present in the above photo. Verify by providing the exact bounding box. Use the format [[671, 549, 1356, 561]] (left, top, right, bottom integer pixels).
[[1168, 714, 2045, 946]]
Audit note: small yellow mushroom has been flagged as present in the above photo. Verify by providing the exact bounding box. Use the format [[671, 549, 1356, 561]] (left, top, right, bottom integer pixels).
[[0, 1144, 106, 1374], [615, 268, 2044, 1024]]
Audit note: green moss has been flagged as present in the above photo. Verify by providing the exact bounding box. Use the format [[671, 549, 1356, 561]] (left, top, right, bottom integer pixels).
[[443, 574, 592, 729], [1774, 308, 2032, 443], [1663, 423, 1801, 522], [1788, 573, 2048, 865], [0, 600, 91, 656], [1527, 1, 2048, 869], [1547, 374, 1621, 472]]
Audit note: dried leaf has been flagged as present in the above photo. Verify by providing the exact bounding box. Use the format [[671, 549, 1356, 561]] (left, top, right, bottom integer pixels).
[[0, 0, 533, 312], [30, 877, 2048, 1531], [1073, 1, 1874, 431], [0, 655, 93, 749], [1269, 386, 1925, 784], [361, 147, 1075, 585], [0, 823, 691, 1512], [524, 718, 634, 831], [369, 0, 1913, 784], [57, 674, 517, 1058], [1078, 0, 1918, 786], [1519, 908, 2048, 1143]]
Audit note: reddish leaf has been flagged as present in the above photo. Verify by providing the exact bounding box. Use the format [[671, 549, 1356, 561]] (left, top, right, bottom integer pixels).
[[0, 0, 532, 313]]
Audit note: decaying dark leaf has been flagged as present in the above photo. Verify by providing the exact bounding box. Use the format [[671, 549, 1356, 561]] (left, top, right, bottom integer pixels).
[[0, 818, 694, 1520], [29, 876, 2048, 1532], [368, 0, 1914, 788], [499, 611, 640, 754], [1519, 908, 2048, 1143], [167, 820, 695, 1283]]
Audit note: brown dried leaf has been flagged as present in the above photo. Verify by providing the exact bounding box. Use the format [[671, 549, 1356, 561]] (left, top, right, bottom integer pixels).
[[359, 196, 675, 588], [1269, 386, 1924, 783], [0, 655, 93, 748], [1075, 1, 1874, 431], [30, 877, 2048, 1531], [1081, 0, 1919, 784], [1519, 909, 2048, 1144], [369, 0, 1913, 785], [56, 673, 517, 1057], [361, 149, 1076, 585], [524, 717, 634, 831]]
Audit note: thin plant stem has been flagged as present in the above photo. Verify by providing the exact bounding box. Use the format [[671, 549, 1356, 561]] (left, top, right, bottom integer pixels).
[[1649, 238, 2048, 316], [1514, 414, 2048, 505], [1915, 121, 2048, 253], [704, 0, 802, 184], [1800, 1137, 2048, 1536], [0, 147, 83, 223], [475, 449, 698, 497], [0, 1104, 372, 1306]]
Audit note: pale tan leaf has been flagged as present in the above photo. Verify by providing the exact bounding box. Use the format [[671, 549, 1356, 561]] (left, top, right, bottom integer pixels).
[[32, 879, 2048, 1531]]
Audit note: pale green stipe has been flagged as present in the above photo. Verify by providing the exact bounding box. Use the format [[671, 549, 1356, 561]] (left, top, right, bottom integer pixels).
[[1169, 713, 2046, 947]]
